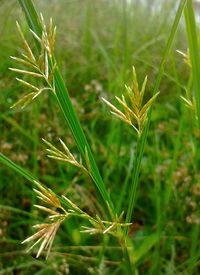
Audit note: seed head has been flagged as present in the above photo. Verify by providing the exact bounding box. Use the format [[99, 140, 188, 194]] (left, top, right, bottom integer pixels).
[[102, 66, 159, 136]]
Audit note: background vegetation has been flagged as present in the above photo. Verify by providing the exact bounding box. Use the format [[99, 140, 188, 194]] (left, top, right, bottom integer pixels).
[[0, 0, 200, 274]]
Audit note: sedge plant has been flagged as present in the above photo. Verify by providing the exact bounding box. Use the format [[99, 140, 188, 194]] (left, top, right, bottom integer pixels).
[[6, 12, 132, 262]]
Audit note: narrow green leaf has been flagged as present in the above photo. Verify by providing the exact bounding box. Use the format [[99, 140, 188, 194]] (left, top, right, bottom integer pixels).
[[0, 152, 36, 183]]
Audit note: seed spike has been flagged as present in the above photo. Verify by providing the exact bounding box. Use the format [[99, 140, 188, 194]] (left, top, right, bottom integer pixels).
[[48, 62, 57, 83], [103, 66, 159, 136], [43, 138, 87, 171], [9, 67, 43, 78], [132, 66, 140, 103], [26, 236, 44, 253], [10, 56, 36, 69], [10, 92, 37, 109], [16, 21, 36, 62], [44, 51, 49, 78], [45, 223, 59, 259], [59, 138, 72, 156], [36, 225, 54, 258], [30, 29, 41, 43], [22, 227, 47, 244], [139, 92, 160, 117], [45, 148, 63, 157], [103, 223, 115, 234], [102, 97, 126, 119], [16, 78, 39, 91], [140, 75, 148, 104], [34, 205, 58, 215], [110, 111, 130, 124]]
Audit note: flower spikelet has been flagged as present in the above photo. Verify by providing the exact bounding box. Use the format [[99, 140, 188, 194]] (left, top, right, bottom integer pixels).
[[9, 15, 57, 109], [177, 49, 196, 112], [42, 138, 88, 173], [102, 66, 159, 136], [177, 49, 191, 68], [22, 181, 67, 259]]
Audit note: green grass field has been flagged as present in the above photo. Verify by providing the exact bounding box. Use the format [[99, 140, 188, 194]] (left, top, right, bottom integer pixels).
[[1, 0, 200, 274]]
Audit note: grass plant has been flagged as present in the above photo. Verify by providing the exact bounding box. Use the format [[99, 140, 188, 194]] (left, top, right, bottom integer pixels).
[[1, 0, 200, 274]]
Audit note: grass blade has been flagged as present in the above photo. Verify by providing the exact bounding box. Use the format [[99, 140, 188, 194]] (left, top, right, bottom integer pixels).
[[0, 152, 36, 183]]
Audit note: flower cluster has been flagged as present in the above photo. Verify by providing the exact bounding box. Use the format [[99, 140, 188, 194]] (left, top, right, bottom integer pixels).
[[22, 181, 131, 259], [102, 66, 159, 136], [10, 15, 56, 109]]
